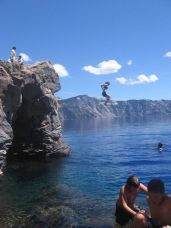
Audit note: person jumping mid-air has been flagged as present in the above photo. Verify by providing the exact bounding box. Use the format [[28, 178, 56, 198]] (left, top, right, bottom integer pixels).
[[101, 81, 110, 105]]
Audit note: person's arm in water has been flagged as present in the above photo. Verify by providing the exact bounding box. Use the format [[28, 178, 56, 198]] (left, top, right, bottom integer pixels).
[[133, 183, 148, 215], [118, 186, 138, 216]]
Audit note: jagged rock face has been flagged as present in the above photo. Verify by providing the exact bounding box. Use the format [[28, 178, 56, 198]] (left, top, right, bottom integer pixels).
[[0, 61, 69, 164], [59, 95, 171, 121]]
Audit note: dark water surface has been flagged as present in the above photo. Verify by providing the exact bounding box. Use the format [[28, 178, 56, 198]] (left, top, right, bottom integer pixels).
[[0, 119, 171, 227]]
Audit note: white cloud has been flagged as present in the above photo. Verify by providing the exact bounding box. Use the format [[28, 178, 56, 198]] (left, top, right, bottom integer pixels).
[[19, 53, 32, 62], [53, 64, 69, 77], [127, 60, 132, 65], [116, 77, 128, 84], [164, 51, 171, 58], [82, 60, 122, 75], [116, 74, 159, 85]]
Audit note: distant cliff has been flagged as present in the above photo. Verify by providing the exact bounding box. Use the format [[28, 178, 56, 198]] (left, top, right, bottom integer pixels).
[[59, 95, 171, 121], [0, 61, 69, 168]]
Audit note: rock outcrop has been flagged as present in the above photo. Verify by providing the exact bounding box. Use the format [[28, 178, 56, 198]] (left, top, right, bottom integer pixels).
[[0, 61, 69, 168], [59, 95, 171, 121]]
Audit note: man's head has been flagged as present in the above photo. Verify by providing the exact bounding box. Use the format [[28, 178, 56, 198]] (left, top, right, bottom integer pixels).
[[126, 175, 140, 191], [148, 179, 165, 194], [12, 46, 16, 50], [105, 81, 110, 85], [148, 179, 165, 204], [158, 142, 163, 149]]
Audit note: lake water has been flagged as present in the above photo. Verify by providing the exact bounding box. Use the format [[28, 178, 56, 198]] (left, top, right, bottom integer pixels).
[[0, 119, 171, 227]]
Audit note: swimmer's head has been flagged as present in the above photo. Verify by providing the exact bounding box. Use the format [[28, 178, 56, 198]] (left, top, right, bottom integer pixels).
[[158, 142, 163, 148]]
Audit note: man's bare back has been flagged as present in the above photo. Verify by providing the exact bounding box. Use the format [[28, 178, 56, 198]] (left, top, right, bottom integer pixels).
[[148, 194, 171, 226]]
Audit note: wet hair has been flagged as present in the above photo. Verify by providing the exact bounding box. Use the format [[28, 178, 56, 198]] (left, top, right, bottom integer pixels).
[[12, 46, 16, 50], [126, 175, 140, 188], [148, 179, 165, 194], [158, 142, 163, 148], [105, 81, 110, 85]]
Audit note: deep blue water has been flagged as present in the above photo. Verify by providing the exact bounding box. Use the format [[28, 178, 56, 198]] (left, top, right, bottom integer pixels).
[[0, 119, 171, 226]]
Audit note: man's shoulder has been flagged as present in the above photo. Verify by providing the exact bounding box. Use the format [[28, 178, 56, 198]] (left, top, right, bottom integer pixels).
[[121, 185, 128, 195], [166, 195, 171, 204], [161, 195, 171, 210]]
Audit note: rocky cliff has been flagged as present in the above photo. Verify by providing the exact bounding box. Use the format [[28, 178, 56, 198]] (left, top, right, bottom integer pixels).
[[59, 95, 171, 121], [0, 61, 69, 168]]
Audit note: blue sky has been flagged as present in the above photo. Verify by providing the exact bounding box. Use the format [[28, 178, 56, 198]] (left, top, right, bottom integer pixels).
[[1, 0, 171, 100]]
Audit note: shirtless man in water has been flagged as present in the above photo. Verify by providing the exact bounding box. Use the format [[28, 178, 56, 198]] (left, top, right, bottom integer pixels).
[[115, 175, 147, 227], [133, 179, 171, 228]]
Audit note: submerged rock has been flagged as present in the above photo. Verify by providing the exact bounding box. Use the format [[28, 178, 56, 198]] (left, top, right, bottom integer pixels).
[[30, 205, 79, 227], [0, 60, 69, 167]]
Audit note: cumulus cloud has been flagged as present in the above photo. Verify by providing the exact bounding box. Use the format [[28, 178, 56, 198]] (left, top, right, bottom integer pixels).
[[116, 74, 159, 85], [116, 77, 127, 84], [82, 60, 122, 75], [164, 51, 171, 58], [19, 53, 32, 62], [127, 60, 132, 65], [53, 64, 69, 77]]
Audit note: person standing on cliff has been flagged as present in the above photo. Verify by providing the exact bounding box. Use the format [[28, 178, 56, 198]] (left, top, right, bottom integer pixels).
[[10, 46, 17, 63], [0, 166, 3, 179], [17, 55, 24, 69], [101, 81, 111, 105]]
